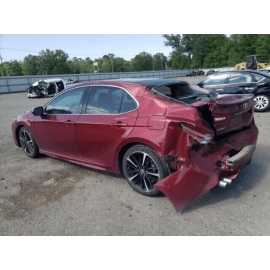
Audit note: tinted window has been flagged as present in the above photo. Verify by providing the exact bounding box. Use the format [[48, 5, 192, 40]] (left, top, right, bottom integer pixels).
[[85, 86, 122, 114], [202, 74, 228, 86], [252, 73, 264, 82], [120, 92, 137, 113], [85, 86, 137, 114], [228, 73, 252, 84], [45, 87, 86, 114]]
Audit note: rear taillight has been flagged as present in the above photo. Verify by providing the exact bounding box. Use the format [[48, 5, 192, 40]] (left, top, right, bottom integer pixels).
[[181, 124, 214, 145]]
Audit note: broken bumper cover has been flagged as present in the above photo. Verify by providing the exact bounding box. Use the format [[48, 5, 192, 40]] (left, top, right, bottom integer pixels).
[[154, 125, 258, 211], [225, 144, 255, 171]]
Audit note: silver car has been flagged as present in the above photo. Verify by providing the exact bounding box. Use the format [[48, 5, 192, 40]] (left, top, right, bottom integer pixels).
[[26, 78, 67, 98]]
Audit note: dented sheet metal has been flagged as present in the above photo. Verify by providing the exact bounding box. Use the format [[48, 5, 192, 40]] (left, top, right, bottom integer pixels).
[[154, 152, 219, 211], [154, 124, 258, 211]]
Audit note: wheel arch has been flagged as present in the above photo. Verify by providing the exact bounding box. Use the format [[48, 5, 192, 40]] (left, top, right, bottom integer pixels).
[[255, 88, 270, 96], [117, 139, 169, 176], [15, 124, 36, 147], [15, 124, 25, 147]]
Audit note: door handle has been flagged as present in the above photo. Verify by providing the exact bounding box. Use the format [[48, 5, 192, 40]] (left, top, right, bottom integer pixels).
[[64, 120, 75, 125], [112, 121, 128, 127], [244, 87, 254, 90]]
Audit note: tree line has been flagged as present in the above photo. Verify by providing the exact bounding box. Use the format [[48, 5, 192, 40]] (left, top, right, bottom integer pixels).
[[1, 34, 270, 77]]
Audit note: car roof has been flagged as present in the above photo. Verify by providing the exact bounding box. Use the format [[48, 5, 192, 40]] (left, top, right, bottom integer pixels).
[[113, 78, 188, 86], [209, 70, 270, 78], [67, 78, 188, 88], [40, 78, 63, 82]]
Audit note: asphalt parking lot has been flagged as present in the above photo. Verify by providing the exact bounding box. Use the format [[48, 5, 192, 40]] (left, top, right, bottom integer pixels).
[[0, 76, 270, 236]]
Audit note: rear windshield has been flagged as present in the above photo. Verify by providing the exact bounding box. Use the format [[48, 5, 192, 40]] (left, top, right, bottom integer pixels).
[[149, 83, 210, 105]]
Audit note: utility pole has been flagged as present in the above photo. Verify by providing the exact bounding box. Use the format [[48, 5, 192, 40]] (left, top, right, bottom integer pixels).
[[0, 54, 6, 76], [108, 53, 114, 72]]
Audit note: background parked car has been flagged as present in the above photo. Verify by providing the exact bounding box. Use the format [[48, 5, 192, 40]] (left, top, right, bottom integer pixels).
[[197, 70, 270, 112], [205, 69, 219, 76], [197, 70, 205, 76], [26, 78, 67, 98], [186, 70, 197, 77], [26, 77, 76, 98]]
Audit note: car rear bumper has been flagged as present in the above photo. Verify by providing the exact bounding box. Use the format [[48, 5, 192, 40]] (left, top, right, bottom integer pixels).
[[154, 122, 259, 211]]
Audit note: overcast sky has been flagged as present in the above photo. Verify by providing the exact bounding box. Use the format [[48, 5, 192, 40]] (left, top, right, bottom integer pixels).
[[0, 34, 172, 62]]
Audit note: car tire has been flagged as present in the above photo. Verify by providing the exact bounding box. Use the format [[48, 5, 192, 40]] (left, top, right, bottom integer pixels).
[[19, 127, 40, 158], [253, 95, 270, 112], [122, 144, 168, 196]]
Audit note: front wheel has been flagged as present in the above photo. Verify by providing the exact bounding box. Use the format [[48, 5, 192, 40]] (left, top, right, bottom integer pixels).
[[122, 145, 168, 196], [19, 127, 40, 158], [253, 95, 270, 112]]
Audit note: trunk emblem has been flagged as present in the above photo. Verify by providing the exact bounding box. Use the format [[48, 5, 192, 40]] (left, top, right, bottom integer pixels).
[[241, 102, 248, 110]]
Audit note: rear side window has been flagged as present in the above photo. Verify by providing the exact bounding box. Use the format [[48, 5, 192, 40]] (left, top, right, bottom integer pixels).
[[85, 86, 137, 114], [228, 73, 253, 84], [252, 73, 264, 82], [120, 92, 137, 113]]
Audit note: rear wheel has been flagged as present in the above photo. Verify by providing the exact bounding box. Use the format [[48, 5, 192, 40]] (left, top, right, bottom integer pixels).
[[253, 95, 270, 112], [122, 145, 167, 196], [19, 127, 40, 158]]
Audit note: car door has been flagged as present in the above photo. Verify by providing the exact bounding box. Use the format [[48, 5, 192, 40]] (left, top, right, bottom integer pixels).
[[75, 85, 138, 168], [227, 72, 257, 93], [33, 86, 88, 159]]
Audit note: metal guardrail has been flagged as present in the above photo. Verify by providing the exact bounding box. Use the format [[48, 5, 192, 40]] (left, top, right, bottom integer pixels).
[[0, 68, 234, 94]]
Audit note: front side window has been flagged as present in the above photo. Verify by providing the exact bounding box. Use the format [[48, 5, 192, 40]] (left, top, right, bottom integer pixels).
[[45, 87, 86, 114], [201, 74, 228, 86]]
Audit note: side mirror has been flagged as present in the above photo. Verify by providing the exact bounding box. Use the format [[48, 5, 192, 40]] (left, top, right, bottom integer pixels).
[[33, 106, 44, 117]]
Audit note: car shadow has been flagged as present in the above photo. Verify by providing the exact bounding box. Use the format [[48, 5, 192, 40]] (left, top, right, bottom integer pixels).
[[45, 155, 123, 179], [181, 143, 268, 213], [34, 143, 268, 213]]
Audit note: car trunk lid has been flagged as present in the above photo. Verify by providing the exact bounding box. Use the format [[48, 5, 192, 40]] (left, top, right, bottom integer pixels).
[[193, 94, 254, 136]]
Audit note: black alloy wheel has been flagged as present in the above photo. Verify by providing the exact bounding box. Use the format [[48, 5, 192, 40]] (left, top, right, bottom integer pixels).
[[122, 145, 167, 196], [19, 127, 40, 158]]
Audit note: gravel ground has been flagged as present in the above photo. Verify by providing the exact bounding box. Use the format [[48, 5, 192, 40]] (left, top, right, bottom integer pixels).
[[0, 76, 270, 236]]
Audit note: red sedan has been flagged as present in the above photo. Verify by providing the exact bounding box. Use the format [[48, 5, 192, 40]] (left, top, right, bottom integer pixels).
[[12, 78, 259, 211]]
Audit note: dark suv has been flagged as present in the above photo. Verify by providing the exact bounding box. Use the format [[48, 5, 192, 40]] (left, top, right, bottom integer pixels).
[[197, 70, 270, 112]]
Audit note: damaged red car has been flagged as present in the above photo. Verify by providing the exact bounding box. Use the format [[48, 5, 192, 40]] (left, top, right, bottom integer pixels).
[[12, 78, 259, 211]]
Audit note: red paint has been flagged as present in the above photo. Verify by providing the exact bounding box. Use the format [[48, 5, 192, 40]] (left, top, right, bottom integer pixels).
[[12, 79, 259, 211]]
